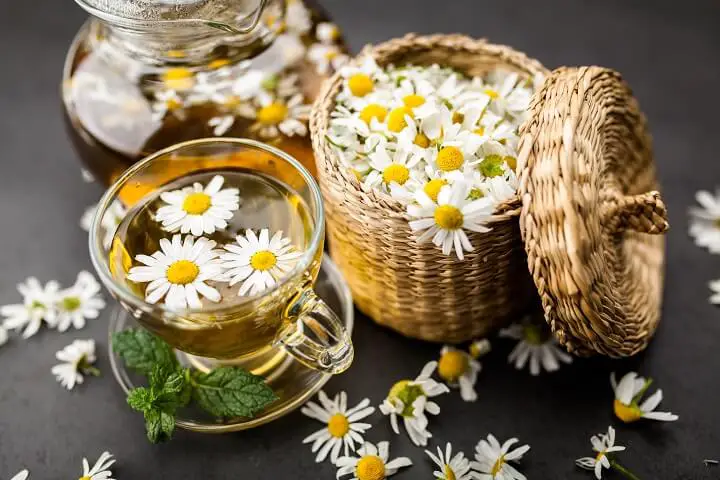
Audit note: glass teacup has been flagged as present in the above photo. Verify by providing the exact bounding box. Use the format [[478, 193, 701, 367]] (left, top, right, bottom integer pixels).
[[89, 138, 353, 374]]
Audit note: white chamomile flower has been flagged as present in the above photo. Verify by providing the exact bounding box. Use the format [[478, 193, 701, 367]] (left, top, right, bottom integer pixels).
[[308, 43, 349, 76], [611, 371, 678, 423], [499, 320, 572, 375], [10, 470, 29, 480], [208, 114, 236, 136], [365, 147, 422, 192], [471, 434, 530, 480], [408, 181, 494, 260], [151, 89, 186, 122], [426, 442, 475, 480], [155, 175, 240, 236], [51, 339, 99, 390], [127, 234, 224, 309], [316, 22, 341, 44], [483, 71, 533, 120], [339, 56, 386, 100], [53, 271, 105, 332], [1, 277, 59, 338], [576, 427, 631, 480], [248, 93, 311, 138], [396, 116, 436, 164], [436, 345, 482, 402], [301, 390, 375, 464], [80, 451, 116, 480], [285, 0, 312, 35], [689, 189, 720, 253], [482, 171, 518, 206], [220, 228, 303, 296], [81, 199, 127, 250], [380, 361, 449, 447], [336, 441, 412, 480]]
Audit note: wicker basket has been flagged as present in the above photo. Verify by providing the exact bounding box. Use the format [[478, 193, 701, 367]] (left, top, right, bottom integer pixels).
[[310, 34, 669, 356]]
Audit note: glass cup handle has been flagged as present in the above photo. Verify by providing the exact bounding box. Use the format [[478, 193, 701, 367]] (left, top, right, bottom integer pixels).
[[278, 289, 354, 374]]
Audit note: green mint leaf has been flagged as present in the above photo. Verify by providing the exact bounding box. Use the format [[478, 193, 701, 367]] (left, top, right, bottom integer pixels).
[[127, 387, 154, 412], [478, 154, 505, 178], [112, 329, 177, 377], [192, 366, 278, 419], [155, 368, 191, 410], [143, 407, 175, 443]]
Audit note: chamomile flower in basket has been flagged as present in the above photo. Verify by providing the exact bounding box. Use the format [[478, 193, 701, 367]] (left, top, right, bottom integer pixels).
[[311, 33, 670, 358]]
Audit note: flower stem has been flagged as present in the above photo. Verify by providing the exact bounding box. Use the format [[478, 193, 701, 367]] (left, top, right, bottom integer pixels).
[[83, 365, 101, 377], [611, 460, 641, 480]]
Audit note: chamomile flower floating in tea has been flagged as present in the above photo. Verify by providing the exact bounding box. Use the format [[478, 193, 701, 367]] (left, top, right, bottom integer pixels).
[[53, 271, 105, 332], [610, 372, 678, 423], [379, 361, 449, 447], [575, 427, 631, 480], [336, 441, 412, 480], [155, 175, 240, 236], [436, 345, 482, 402], [79, 451, 116, 480], [221, 228, 303, 297], [425, 443, 474, 480], [471, 434, 530, 480], [689, 188, 720, 253], [127, 235, 224, 309], [1, 277, 59, 338], [51, 339, 99, 390], [301, 390, 375, 464], [499, 320, 573, 375]]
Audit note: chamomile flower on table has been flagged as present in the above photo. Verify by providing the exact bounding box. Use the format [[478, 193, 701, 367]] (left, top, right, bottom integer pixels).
[[51, 339, 99, 390], [611, 371, 678, 423], [469, 338, 492, 359], [127, 234, 224, 309], [471, 434, 530, 480], [1, 277, 59, 338], [689, 188, 720, 253], [436, 345, 483, 402], [155, 174, 240, 236], [53, 271, 105, 332], [426, 442, 475, 480], [575, 427, 634, 480], [79, 451, 116, 480], [498, 320, 573, 376], [301, 390, 375, 464], [81, 199, 127, 250], [10, 470, 29, 480], [408, 181, 494, 260], [336, 441, 412, 480], [220, 228, 303, 297], [380, 361, 449, 447]]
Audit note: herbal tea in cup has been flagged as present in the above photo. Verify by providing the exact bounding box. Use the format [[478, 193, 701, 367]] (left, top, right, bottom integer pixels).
[[89, 139, 353, 374]]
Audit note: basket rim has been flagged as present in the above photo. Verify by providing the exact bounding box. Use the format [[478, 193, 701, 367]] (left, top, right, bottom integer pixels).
[[310, 32, 550, 225]]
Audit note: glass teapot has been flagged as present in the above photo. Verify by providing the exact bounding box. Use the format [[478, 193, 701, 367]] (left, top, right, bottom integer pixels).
[[62, 0, 349, 185]]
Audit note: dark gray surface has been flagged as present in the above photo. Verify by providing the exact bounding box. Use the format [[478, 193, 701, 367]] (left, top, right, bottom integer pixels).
[[1, 0, 720, 478]]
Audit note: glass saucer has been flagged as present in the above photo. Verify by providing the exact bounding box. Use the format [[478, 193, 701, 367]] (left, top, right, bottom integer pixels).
[[108, 256, 353, 433]]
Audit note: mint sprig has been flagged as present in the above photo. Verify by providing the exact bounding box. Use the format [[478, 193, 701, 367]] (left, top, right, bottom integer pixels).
[[113, 329, 277, 443]]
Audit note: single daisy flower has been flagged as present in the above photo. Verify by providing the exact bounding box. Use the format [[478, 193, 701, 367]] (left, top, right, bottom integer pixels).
[[81, 199, 127, 250], [611, 372, 678, 423], [1, 277, 59, 338], [336, 441, 412, 480], [155, 174, 240, 236], [575, 427, 634, 480], [80, 451, 116, 480], [10, 470, 29, 480], [53, 271, 105, 332], [127, 234, 224, 309], [689, 189, 720, 253], [301, 390, 375, 464], [437, 345, 482, 402], [364, 147, 422, 192], [408, 180, 494, 260], [482, 71, 533, 120], [307, 43, 349, 76], [220, 228, 303, 296], [285, 0, 312, 35], [471, 434, 530, 480], [339, 56, 385, 100], [379, 361, 449, 447], [248, 93, 311, 139], [499, 320, 573, 376], [426, 442, 475, 480], [51, 339, 99, 390]]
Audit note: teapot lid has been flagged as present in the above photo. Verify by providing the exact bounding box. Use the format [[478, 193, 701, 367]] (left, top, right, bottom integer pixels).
[[517, 66, 669, 357]]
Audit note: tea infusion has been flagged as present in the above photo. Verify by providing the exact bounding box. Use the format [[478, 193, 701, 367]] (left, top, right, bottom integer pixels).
[[108, 170, 319, 359]]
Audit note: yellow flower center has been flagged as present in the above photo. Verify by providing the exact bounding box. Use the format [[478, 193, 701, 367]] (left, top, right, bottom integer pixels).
[[444, 465, 457, 480], [257, 102, 289, 125], [327, 413, 350, 438], [434, 205, 464, 230], [474, 126, 485, 136], [162, 67, 195, 90], [182, 192, 212, 215], [596, 451, 606, 462], [452, 111, 464, 124], [359, 104, 388, 124], [382, 164, 410, 185], [403, 94, 426, 108], [484, 88, 499, 99], [423, 179, 447, 202], [504, 155, 517, 172], [436, 146, 464, 172], [613, 399, 643, 423], [79, 476, 92, 480], [250, 250, 277, 271], [166, 260, 200, 285], [387, 106, 414, 133], [522, 323, 549, 345], [62, 297, 81, 312], [356, 455, 386, 480], [467, 188, 485, 200], [413, 133, 430, 148], [437, 349, 469, 382], [491, 455, 505, 476], [208, 58, 231, 69], [388, 380, 425, 417], [325, 49, 339, 60], [348, 74, 374, 97]]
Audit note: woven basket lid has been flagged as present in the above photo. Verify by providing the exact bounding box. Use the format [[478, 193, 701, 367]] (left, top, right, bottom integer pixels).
[[517, 66, 669, 357]]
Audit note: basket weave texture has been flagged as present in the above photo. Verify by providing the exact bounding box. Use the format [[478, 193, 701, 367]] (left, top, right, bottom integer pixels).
[[310, 34, 549, 343]]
